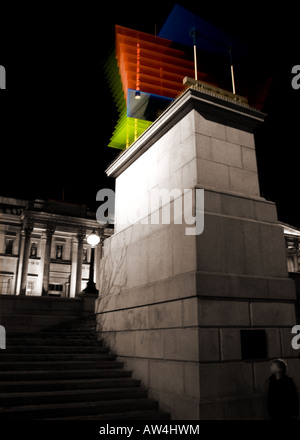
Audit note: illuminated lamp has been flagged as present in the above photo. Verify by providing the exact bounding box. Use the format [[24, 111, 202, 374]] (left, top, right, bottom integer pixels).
[[82, 231, 101, 295]]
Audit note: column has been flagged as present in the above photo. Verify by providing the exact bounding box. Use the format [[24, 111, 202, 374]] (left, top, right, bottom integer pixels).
[[69, 238, 78, 298], [36, 235, 46, 295], [42, 224, 55, 296], [15, 232, 25, 294], [20, 221, 33, 295], [75, 230, 85, 296]]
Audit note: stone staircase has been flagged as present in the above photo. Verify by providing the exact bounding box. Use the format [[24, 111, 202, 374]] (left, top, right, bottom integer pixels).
[[0, 316, 170, 420]]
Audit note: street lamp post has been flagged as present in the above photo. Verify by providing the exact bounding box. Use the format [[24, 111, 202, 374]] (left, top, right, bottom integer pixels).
[[82, 230, 100, 295]]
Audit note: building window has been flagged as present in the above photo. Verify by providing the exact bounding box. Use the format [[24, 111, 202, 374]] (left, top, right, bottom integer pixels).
[[286, 237, 300, 273], [0, 274, 13, 294], [48, 284, 63, 296], [240, 330, 267, 360], [26, 278, 38, 296], [56, 245, 63, 260], [5, 239, 14, 255], [30, 242, 38, 258]]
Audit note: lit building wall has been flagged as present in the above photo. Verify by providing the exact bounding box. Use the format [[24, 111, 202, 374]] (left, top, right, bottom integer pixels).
[[0, 197, 112, 297], [97, 88, 299, 420]]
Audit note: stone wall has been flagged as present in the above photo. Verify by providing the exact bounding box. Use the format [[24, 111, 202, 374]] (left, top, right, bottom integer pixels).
[[95, 92, 299, 419]]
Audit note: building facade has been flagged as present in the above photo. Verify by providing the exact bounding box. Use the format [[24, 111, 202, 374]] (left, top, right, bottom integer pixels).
[[0, 197, 112, 297], [281, 223, 300, 273]]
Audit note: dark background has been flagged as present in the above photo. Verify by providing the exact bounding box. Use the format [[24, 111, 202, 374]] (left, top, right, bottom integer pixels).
[[0, 1, 299, 227]]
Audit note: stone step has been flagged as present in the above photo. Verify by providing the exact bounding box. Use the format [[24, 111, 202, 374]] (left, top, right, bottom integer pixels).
[[0, 398, 159, 420], [48, 410, 171, 420], [45, 317, 96, 332], [0, 299, 83, 317], [0, 307, 83, 317], [0, 310, 169, 420], [0, 352, 115, 362], [0, 377, 140, 393], [1, 315, 84, 332], [6, 331, 98, 339], [0, 368, 132, 381], [7, 338, 101, 346], [0, 360, 124, 371], [0, 387, 148, 407], [3, 345, 108, 354]]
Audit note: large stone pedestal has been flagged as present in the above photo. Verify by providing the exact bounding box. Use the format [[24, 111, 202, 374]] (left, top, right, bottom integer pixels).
[[95, 88, 299, 419]]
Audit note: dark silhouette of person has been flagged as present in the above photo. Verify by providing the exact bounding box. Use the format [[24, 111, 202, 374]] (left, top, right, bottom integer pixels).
[[267, 359, 299, 420]]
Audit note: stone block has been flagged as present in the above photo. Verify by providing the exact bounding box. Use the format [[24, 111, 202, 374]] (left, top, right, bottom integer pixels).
[[211, 138, 242, 168], [241, 147, 258, 171], [171, 224, 197, 276], [164, 328, 199, 361], [194, 111, 226, 141], [157, 123, 180, 161], [126, 238, 149, 289], [267, 278, 297, 301], [266, 328, 281, 358], [184, 362, 200, 398], [229, 167, 260, 196], [181, 158, 198, 190], [222, 217, 247, 274], [200, 362, 254, 398], [183, 297, 199, 327], [199, 394, 266, 420], [203, 189, 223, 214], [243, 221, 264, 276], [180, 110, 195, 143], [286, 359, 300, 388], [197, 214, 247, 274], [196, 214, 225, 273], [198, 299, 250, 326], [254, 200, 278, 223], [225, 125, 255, 148], [148, 227, 173, 282], [195, 133, 213, 161], [170, 136, 196, 175], [280, 327, 298, 358], [148, 300, 183, 329], [135, 330, 164, 359], [221, 193, 256, 219], [197, 272, 232, 298], [230, 275, 269, 299], [220, 329, 242, 360], [152, 271, 196, 304], [197, 158, 230, 190], [198, 328, 220, 361], [253, 361, 271, 392], [149, 359, 184, 395], [100, 306, 149, 332], [250, 302, 296, 326], [113, 331, 136, 357], [259, 224, 290, 277]]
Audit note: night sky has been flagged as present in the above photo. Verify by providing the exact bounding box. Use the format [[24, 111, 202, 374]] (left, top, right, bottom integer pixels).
[[0, 2, 299, 227]]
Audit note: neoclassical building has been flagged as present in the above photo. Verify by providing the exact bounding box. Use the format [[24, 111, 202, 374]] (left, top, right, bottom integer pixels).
[[0, 197, 112, 297], [282, 223, 300, 273]]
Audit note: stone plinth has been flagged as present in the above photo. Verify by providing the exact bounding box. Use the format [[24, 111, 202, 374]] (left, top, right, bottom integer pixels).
[[95, 88, 298, 419]]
